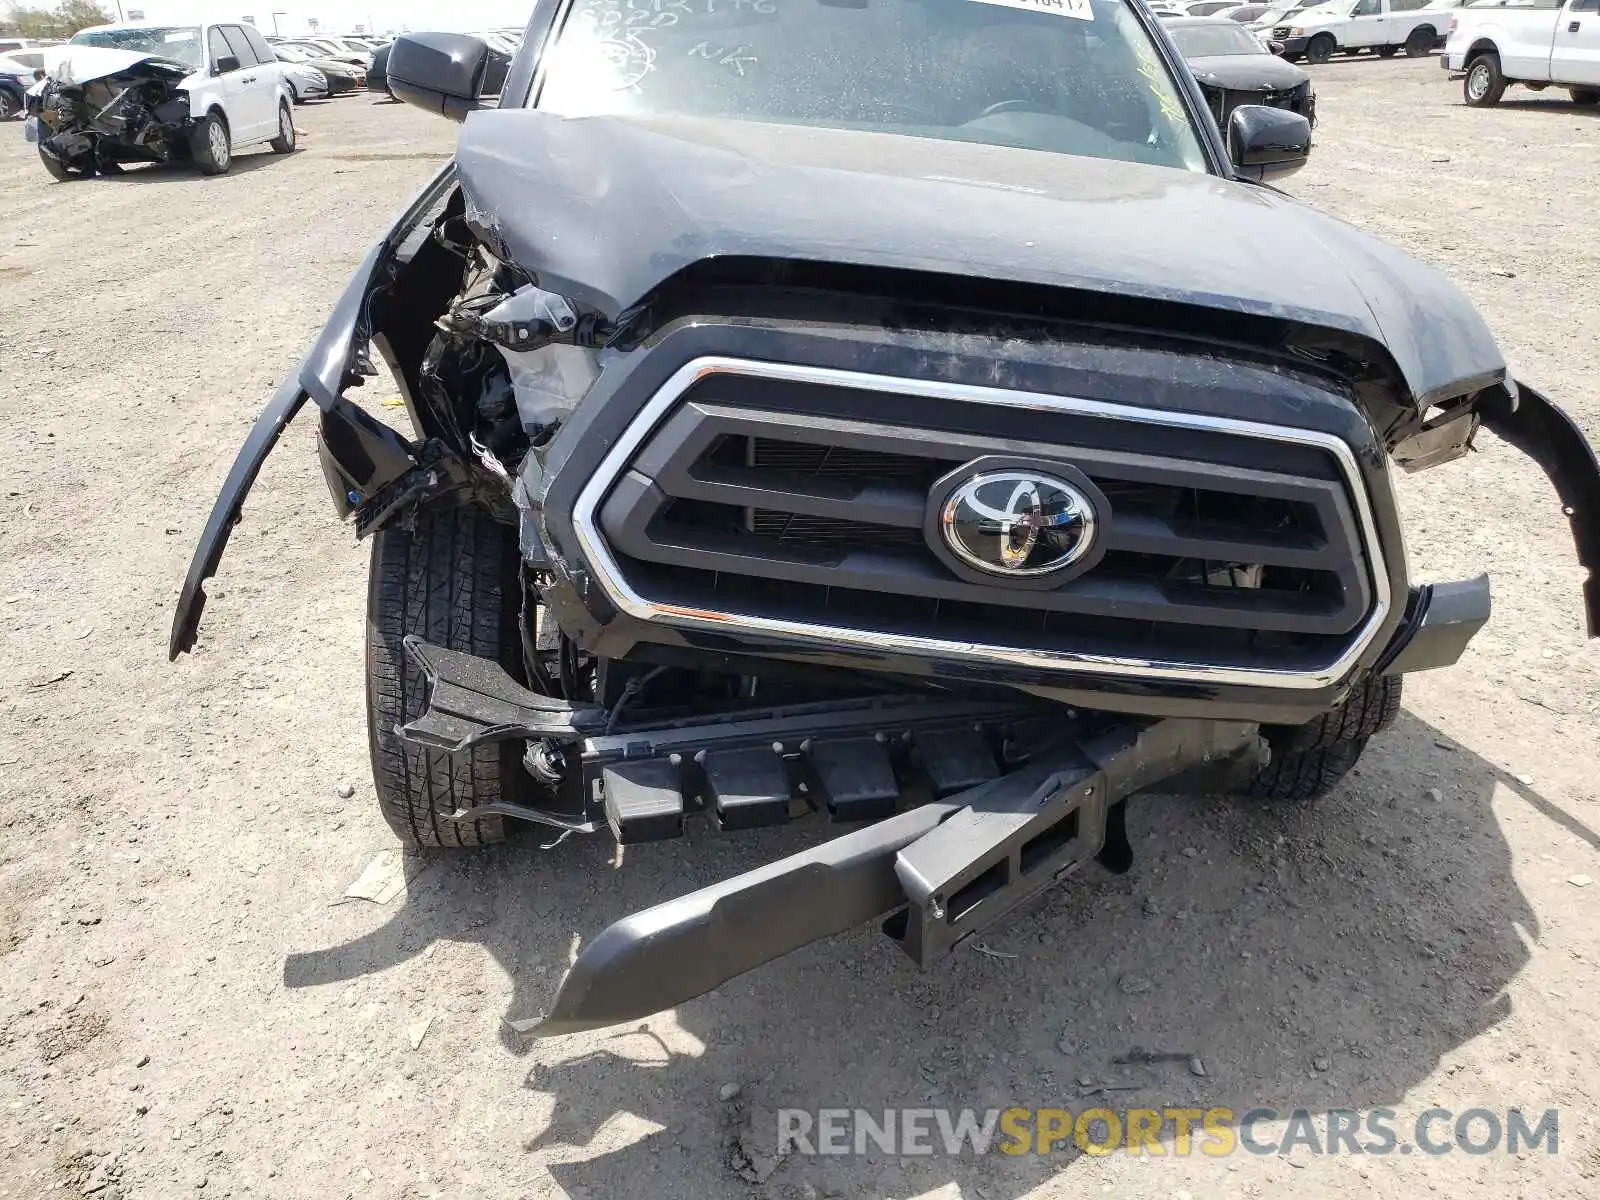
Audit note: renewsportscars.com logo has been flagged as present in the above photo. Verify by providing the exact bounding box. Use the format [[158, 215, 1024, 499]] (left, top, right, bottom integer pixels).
[[776, 1107, 1560, 1158]]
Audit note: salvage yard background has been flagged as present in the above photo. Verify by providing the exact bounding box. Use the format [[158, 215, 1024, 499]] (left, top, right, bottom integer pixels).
[[2, 57, 1598, 1199]]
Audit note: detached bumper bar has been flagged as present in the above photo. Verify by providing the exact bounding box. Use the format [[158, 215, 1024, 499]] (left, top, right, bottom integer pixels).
[[521, 717, 1258, 1038]]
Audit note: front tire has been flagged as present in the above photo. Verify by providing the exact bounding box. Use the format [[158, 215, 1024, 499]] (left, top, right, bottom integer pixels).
[[188, 111, 231, 174], [367, 504, 532, 848], [0, 87, 19, 120], [1305, 33, 1336, 65], [269, 101, 295, 153], [1242, 675, 1402, 802], [38, 146, 80, 181], [1464, 54, 1507, 107]]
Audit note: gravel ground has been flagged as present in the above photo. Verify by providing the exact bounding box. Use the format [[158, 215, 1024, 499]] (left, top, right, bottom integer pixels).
[[1, 61, 1597, 1200]]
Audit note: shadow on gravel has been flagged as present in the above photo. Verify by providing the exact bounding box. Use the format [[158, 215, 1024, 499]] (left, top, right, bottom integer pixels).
[[1297, 51, 1435, 68], [1480, 98, 1600, 118], [284, 708, 1547, 1198], [88, 153, 287, 184]]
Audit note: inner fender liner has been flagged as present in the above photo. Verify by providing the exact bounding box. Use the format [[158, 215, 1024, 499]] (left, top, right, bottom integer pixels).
[[1482, 380, 1600, 636]]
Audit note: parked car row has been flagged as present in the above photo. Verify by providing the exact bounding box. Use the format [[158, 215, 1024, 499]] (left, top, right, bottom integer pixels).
[[273, 42, 366, 97]]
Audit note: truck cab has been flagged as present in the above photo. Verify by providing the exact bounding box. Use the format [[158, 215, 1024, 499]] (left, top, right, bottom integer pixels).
[[1275, 0, 1446, 61], [1445, 0, 1600, 105]]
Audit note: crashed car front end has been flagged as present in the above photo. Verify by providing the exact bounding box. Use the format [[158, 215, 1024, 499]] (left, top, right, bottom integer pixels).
[[168, 3, 1600, 1039], [33, 52, 192, 173]]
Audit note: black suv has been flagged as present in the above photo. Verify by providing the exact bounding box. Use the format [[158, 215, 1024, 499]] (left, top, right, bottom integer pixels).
[[171, 0, 1598, 1037]]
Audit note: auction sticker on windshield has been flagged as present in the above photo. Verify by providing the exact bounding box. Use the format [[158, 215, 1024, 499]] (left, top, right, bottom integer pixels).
[[967, 0, 1094, 19]]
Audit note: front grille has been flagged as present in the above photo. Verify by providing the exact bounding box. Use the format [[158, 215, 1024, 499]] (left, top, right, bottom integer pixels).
[[1204, 83, 1313, 127], [585, 363, 1384, 684], [1272, 24, 1292, 36]]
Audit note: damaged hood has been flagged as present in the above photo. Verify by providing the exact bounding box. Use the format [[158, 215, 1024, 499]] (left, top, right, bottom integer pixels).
[[51, 46, 192, 87], [455, 109, 1504, 405], [1187, 54, 1310, 91]]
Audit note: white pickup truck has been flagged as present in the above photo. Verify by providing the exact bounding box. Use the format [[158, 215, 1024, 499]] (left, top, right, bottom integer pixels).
[[1272, 0, 1449, 62], [1444, 0, 1600, 105]]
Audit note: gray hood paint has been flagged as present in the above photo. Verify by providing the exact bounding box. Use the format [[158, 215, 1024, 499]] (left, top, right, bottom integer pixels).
[[454, 108, 1504, 405]]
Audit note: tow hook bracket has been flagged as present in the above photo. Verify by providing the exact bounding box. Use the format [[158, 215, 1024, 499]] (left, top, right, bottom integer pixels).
[[890, 752, 1107, 967], [396, 636, 604, 753]]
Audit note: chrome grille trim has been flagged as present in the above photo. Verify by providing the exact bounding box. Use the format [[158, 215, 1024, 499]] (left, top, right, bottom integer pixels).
[[570, 357, 1392, 690]]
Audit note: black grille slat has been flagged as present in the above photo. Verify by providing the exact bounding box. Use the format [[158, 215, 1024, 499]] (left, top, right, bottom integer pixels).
[[616, 502, 1351, 634], [749, 439, 944, 483], [749, 509, 927, 550]]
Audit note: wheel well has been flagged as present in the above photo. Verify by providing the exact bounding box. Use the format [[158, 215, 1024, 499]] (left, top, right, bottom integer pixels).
[[1468, 39, 1498, 59], [1412, 23, 1435, 36], [206, 105, 228, 132], [1309, 30, 1335, 43]]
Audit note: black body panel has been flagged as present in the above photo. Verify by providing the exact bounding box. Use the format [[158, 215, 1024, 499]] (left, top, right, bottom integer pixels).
[[455, 108, 1502, 408]]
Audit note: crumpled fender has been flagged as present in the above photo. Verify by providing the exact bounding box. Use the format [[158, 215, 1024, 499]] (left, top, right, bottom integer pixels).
[[167, 165, 456, 659]]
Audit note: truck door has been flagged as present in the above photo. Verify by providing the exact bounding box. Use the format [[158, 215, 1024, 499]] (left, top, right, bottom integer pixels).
[[1349, 0, 1390, 47], [1553, 0, 1600, 84]]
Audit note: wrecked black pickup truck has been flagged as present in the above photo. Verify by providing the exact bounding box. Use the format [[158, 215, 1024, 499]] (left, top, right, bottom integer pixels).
[[170, 0, 1600, 1037]]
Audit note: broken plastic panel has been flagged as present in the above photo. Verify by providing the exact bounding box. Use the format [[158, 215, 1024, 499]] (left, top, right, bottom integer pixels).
[[482, 285, 600, 433]]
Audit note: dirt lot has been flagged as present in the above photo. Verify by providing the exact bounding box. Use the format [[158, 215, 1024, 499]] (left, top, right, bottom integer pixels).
[[1, 58, 1597, 1200]]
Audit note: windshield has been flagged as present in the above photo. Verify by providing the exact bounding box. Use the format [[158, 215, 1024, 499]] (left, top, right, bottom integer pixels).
[[1168, 21, 1264, 52], [70, 25, 204, 69], [536, 0, 1207, 173]]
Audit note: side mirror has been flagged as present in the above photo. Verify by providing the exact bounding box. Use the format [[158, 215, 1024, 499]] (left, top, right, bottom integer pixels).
[[213, 54, 240, 75], [1227, 104, 1312, 182], [386, 32, 494, 121]]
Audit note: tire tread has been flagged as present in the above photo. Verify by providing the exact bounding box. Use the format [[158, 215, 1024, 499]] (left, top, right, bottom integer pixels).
[[1242, 675, 1401, 802], [366, 505, 525, 847]]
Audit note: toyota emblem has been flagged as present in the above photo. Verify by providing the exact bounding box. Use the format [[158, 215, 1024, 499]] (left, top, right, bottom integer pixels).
[[939, 469, 1098, 577]]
